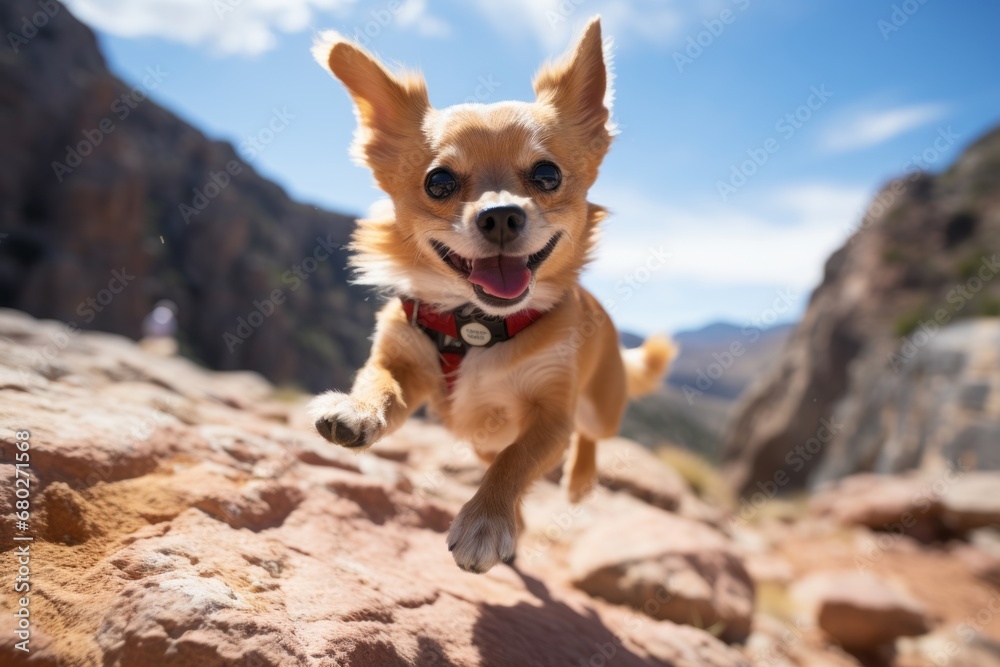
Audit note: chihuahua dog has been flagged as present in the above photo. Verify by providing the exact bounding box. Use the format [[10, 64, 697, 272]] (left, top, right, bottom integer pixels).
[[309, 16, 674, 573]]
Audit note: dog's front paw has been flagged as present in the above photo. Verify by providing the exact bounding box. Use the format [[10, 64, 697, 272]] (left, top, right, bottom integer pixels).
[[308, 391, 386, 450], [447, 499, 517, 574]]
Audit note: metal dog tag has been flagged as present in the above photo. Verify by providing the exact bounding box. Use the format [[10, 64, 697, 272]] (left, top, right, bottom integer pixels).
[[459, 321, 492, 346]]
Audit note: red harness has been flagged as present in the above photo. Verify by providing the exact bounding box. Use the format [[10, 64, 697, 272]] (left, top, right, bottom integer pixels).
[[400, 298, 543, 392]]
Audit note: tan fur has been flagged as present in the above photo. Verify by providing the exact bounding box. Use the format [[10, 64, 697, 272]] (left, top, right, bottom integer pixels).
[[623, 335, 678, 398], [309, 17, 673, 573]]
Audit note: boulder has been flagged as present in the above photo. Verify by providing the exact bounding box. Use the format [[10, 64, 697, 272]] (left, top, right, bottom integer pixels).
[[809, 473, 947, 541], [568, 503, 755, 643], [810, 469, 1000, 541], [900, 630, 1000, 667], [791, 571, 929, 650], [595, 437, 689, 512], [941, 472, 1000, 532], [811, 474, 936, 527]]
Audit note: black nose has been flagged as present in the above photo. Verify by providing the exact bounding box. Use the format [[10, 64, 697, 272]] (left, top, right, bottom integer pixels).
[[476, 205, 526, 247]]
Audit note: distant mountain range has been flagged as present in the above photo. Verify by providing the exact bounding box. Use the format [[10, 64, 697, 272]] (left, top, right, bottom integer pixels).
[[619, 321, 795, 458], [666, 321, 795, 400]]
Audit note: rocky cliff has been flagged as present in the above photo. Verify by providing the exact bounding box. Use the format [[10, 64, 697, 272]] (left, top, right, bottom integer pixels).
[[722, 126, 1000, 497], [0, 0, 375, 393]]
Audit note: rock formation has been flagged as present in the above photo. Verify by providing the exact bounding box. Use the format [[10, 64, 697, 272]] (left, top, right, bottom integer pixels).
[[0, 0, 376, 394], [722, 124, 1000, 497], [790, 571, 930, 651]]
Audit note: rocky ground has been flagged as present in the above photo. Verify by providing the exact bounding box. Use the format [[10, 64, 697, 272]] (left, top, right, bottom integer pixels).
[[1, 308, 999, 667]]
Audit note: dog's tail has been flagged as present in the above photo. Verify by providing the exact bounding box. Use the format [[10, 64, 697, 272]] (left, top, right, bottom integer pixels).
[[622, 335, 677, 398]]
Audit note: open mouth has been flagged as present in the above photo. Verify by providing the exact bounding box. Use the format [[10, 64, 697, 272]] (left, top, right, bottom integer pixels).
[[431, 232, 562, 306]]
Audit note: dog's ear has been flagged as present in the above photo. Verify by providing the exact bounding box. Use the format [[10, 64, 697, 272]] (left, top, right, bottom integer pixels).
[[313, 32, 430, 191], [533, 17, 614, 154]]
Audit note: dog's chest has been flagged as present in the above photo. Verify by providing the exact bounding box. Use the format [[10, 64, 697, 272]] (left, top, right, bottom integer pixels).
[[439, 345, 564, 457], [442, 357, 521, 456]]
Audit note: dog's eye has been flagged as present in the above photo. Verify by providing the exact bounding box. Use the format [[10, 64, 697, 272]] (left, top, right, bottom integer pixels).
[[425, 168, 458, 199], [530, 162, 562, 192]]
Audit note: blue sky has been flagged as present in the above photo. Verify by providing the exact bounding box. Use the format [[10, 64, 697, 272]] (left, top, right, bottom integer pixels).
[[65, 0, 1000, 335]]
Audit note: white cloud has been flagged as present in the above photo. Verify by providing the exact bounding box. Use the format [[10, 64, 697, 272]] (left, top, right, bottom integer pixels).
[[396, 0, 451, 38], [463, 0, 702, 52], [63, 0, 449, 56], [586, 183, 871, 290], [63, 0, 720, 57], [821, 103, 949, 154]]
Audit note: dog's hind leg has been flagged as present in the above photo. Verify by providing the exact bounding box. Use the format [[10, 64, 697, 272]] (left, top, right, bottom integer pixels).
[[563, 432, 598, 504]]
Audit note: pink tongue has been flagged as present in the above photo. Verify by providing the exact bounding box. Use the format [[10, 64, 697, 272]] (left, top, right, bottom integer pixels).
[[467, 255, 531, 299]]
